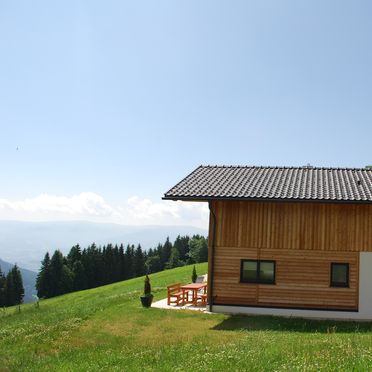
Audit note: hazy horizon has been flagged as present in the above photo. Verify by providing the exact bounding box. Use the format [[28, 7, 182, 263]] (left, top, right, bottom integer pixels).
[[0, 220, 208, 271], [0, 217, 209, 229]]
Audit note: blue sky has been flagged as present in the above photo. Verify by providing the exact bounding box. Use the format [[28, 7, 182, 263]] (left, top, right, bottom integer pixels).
[[0, 1, 371, 227]]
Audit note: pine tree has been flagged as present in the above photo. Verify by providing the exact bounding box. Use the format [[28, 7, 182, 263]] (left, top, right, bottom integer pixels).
[[102, 244, 111, 284], [49, 250, 73, 296], [188, 236, 208, 263], [134, 245, 146, 277], [166, 247, 182, 269], [198, 236, 208, 262], [5, 270, 15, 306], [11, 265, 24, 305], [36, 252, 52, 298], [72, 260, 86, 291], [160, 237, 172, 269], [113, 244, 121, 282], [61, 264, 74, 294], [67, 244, 82, 268], [49, 250, 64, 297], [145, 255, 161, 274], [173, 235, 190, 263], [119, 244, 126, 280], [81, 246, 94, 288], [0, 267, 6, 307], [147, 248, 154, 257], [124, 245, 135, 279]]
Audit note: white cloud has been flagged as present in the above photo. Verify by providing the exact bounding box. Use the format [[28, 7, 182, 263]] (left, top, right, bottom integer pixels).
[[0, 192, 120, 223], [0, 193, 209, 228], [124, 196, 209, 227]]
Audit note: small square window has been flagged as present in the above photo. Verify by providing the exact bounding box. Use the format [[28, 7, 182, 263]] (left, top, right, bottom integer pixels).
[[240, 260, 275, 284], [330, 263, 349, 288]]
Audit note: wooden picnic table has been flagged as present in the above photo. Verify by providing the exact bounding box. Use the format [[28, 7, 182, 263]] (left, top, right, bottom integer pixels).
[[180, 283, 207, 306]]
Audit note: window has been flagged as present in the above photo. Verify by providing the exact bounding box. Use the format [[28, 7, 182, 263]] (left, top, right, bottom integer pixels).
[[240, 260, 275, 284], [330, 263, 349, 288]]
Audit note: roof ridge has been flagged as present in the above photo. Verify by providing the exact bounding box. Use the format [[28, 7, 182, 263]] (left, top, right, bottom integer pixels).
[[200, 165, 372, 171]]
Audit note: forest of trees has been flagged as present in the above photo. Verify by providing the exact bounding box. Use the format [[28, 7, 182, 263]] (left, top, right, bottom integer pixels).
[[0, 264, 25, 307], [36, 234, 208, 299]]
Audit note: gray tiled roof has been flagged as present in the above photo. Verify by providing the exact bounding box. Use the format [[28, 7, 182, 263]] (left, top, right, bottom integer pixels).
[[163, 165, 372, 203]]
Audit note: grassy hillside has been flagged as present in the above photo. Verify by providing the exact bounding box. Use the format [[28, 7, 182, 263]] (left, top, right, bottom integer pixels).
[[0, 263, 371, 371]]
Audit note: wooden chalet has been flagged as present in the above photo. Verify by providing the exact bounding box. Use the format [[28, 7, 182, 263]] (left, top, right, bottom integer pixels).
[[163, 165, 372, 320]]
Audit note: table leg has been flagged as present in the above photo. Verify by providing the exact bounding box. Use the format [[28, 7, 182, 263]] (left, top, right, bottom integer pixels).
[[182, 289, 186, 305]]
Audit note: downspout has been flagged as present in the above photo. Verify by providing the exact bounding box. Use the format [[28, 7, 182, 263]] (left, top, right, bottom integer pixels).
[[208, 201, 216, 312]]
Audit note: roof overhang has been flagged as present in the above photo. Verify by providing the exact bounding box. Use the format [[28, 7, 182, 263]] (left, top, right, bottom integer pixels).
[[162, 195, 372, 204]]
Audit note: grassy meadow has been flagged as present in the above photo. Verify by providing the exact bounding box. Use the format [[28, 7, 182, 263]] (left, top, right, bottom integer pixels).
[[0, 262, 371, 371]]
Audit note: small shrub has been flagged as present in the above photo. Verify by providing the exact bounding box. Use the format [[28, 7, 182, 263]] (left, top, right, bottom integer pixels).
[[144, 275, 152, 297], [192, 265, 197, 283]]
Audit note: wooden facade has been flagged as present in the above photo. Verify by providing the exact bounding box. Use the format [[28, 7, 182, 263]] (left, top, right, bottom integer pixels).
[[208, 200, 372, 311]]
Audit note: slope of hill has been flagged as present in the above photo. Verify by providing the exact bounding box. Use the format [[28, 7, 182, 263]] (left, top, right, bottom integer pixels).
[[0, 220, 207, 271], [0, 263, 371, 371], [0, 258, 37, 303]]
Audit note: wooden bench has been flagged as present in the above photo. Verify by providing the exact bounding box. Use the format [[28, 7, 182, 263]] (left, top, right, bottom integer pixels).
[[197, 293, 208, 306], [167, 283, 184, 306]]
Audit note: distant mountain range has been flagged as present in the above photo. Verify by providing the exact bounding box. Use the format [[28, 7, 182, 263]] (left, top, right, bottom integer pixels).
[[0, 258, 37, 303], [0, 220, 207, 272]]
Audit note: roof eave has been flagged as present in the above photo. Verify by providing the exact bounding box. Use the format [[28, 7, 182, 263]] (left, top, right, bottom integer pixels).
[[162, 195, 372, 204]]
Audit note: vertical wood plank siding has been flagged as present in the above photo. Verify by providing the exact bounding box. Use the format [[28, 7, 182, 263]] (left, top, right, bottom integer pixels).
[[210, 200, 372, 310]]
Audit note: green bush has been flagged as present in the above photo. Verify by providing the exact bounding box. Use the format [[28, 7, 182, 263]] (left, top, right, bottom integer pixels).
[[143, 275, 151, 297], [191, 265, 197, 283]]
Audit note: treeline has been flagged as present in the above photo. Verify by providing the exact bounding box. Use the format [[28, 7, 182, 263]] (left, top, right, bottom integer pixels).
[[0, 265, 24, 307], [36, 234, 208, 299]]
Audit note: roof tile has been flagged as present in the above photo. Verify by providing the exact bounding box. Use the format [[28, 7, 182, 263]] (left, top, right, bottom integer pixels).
[[163, 165, 372, 203]]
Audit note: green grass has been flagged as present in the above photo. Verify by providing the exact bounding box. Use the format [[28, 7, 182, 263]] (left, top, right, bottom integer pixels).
[[0, 262, 371, 371]]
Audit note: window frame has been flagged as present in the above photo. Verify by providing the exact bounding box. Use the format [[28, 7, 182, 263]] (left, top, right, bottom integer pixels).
[[240, 259, 276, 285], [330, 262, 349, 288]]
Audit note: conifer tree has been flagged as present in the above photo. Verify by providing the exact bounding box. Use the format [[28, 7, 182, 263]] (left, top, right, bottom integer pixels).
[[5, 270, 15, 306], [36, 252, 52, 298], [113, 244, 121, 282], [61, 264, 74, 294], [145, 255, 161, 274], [49, 250, 64, 297], [134, 245, 146, 277], [11, 265, 24, 305], [0, 267, 6, 307], [160, 237, 172, 269], [49, 250, 73, 297], [188, 235, 208, 263], [72, 260, 86, 291], [119, 244, 126, 280], [173, 235, 190, 263], [67, 244, 82, 268], [166, 247, 182, 269], [124, 245, 135, 279]]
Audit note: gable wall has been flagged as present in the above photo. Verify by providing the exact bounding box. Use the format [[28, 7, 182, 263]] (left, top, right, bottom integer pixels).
[[209, 201, 372, 310], [214, 200, 372, 252]]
